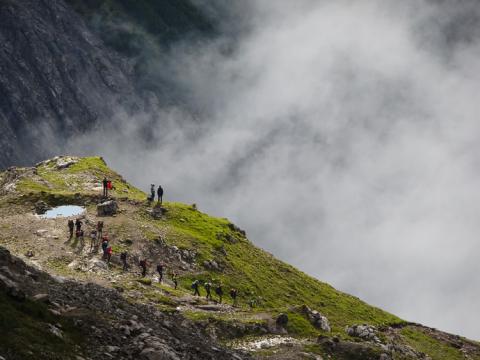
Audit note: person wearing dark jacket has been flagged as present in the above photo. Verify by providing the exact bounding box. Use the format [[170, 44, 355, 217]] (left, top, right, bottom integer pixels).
[[68, 219, 74, 238], [157, 185, 164, 205], [102, 177, 108, 197], [156, 263, 164, 283]]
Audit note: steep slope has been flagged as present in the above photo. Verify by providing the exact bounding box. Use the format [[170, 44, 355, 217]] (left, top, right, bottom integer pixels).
[[0, 156, 479, 360]]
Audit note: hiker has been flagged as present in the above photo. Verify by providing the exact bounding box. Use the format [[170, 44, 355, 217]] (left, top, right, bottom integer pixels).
[[120, 251, 128, 271], [156, 263, 164, 283], [89, 230, 97, 251], [215, 284, 223, 304], [96, 221, 104, 240], [149, 184, 155, 202], [204, 281, 212, 300], [171, 271, 178, 289], [192, 280, 201, 296], [76, 229, 84, 242], [157, 185, 163, 205], [230, 288, 238, 306], [68, 219, 74, 238], [102, 177, 108, 197], [75, 218, 82, 232], [139, 259, 148, 277], [106, 245, 113, 264], [101, 238, 109, 259]]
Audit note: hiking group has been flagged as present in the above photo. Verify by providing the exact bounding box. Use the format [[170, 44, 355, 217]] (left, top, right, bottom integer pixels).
[[191, 280, 239, 306], [149, 184, 163, 205], [65, 180, 241, 306]]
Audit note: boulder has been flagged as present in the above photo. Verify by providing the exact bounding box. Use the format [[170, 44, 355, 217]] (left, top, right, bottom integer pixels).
[[301, 305, 331, 332], [345, 324, 380, 342], [97, 200, 118, 216], [150, 205, 168, 219], [34, 200, 50, 214], [203, 260, 220, 271], [276, 313, 289, 327], [56, 157, 78, 169]]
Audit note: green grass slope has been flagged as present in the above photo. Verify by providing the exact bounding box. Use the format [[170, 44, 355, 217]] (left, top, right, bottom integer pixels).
[[1, 156, 402, 339], [6, 156, 480, 360]]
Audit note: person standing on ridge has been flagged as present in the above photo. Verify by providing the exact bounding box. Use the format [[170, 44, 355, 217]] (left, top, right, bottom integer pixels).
[[149, 184, 155, 202], [68, 219, 74, 239], [156, 263, 164, 283], [102, 177, 108, 197], [157, 185, 164, 205]]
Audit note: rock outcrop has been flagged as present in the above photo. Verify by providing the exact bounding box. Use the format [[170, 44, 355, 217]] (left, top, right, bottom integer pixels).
[[0, 245, 250, 360]]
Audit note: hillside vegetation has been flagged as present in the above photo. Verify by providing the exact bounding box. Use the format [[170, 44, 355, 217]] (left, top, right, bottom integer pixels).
[[0, 156, 478, 360]]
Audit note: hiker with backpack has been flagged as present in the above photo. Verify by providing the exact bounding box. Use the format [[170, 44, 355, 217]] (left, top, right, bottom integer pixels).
[[156, 263, 164, 283], [96, 221, 104, 240], [102, 177, 108, 197], [171, 271, 178, 289], [89, 230, 97, 251], [106, 245, 113, 264], [101, 237, 109, 260], [68, 219, 74, 238], [149, 184, 155, 202], [157, 185, 163, 205], [230, 288, 238, 307], [192, 280, 201, 296], [139, 259, 148, 277], [75, 218, 82, 233], [215, 283, 223, 303], [204, 281, 212, 300], [120, 252, 128, 271]]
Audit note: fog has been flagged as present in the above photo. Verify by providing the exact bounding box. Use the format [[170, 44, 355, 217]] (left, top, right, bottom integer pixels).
[[72, 0, 480, 339]]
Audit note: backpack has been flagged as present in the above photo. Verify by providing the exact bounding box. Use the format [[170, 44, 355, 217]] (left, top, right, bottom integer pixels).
[[139, 260, 146, 267], [157, 264, 163, 272], [191, 280, 198, 289], [68, 220, 74, 228], [120, 252, 127, 260]]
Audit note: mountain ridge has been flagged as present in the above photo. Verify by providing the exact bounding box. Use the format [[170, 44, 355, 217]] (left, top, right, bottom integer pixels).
[[0, 155, 478, 359]]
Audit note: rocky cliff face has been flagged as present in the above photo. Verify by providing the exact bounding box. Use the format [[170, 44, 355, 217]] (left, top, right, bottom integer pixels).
[[0, 0, 214, 169], [0, 245, 250, 360], [0, 0, 140, 169]]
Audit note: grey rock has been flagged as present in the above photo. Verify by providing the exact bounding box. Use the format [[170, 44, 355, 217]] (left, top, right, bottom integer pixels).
[[34, 201, 50, 215], [97, 200, 118, 216], [276, 313, 289, 327]]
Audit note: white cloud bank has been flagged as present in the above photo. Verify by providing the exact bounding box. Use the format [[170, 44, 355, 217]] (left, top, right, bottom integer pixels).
[[74, 0, 480, 339]]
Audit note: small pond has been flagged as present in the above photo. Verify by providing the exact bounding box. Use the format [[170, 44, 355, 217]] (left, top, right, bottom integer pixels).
[[41, 205, 85, 218]]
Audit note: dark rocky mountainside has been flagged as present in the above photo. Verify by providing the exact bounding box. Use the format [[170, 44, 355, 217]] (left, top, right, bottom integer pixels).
[[0, 245, 250, 360], [0, 0, 214, 169], [0, 0, 139, 168]]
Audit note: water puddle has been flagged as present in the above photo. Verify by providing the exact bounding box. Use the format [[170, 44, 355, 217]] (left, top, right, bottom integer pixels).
[[41, 205, 85, 218]]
